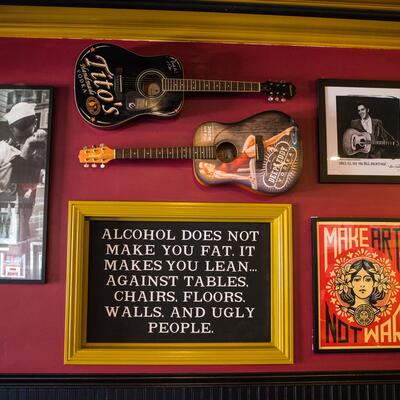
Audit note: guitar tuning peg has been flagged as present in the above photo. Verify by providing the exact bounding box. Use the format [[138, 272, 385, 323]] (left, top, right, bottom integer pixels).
[[84, 163, 89, 168], [267, 96, 274, 102], [91, 163, 97, 168], [99, 143, 104, 147], [280, 97, 286, 103], [83, 146, 88, 150], [100, 163, 105, 169]]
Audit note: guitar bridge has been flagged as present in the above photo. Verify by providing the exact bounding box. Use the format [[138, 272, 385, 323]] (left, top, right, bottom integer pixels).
[[113, 70, 123, 100], [255, 135, 264, 168]]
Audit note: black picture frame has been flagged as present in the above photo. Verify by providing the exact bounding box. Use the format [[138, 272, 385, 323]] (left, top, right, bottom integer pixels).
[[0, 86, 53, 283], [317, 79, 400, 183]]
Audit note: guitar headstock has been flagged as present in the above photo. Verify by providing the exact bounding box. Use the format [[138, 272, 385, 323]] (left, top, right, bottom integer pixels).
[[78, 144, 115, 168], [261, 81, 296, 102]]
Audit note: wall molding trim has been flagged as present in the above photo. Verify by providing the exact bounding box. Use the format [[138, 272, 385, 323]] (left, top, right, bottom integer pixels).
[[0, 371, 400, 399], [0, 0, 400, 20], [0, 5, 399, 49]]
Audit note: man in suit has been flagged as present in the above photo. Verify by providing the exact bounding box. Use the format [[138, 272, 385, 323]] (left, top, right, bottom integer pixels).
[[350, 102, 395, 158]]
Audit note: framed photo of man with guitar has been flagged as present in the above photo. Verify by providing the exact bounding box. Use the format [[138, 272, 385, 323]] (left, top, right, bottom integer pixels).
[[318, 79, 400, 183]]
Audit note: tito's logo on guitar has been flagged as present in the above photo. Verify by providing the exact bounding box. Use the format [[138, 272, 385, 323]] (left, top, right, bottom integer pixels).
[[76, 46, 123, 124], [75, 43, 296, 128]]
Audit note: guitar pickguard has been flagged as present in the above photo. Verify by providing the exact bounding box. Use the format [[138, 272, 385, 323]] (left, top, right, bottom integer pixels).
[[125, 93, 161, 112]]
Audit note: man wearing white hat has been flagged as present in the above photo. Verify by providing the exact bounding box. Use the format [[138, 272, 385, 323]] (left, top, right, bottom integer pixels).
[[0, 102, 47, 240], [3, 102, 36, 126]]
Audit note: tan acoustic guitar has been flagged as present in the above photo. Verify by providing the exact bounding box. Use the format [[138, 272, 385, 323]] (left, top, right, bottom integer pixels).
[[78, 111, 302, 194]]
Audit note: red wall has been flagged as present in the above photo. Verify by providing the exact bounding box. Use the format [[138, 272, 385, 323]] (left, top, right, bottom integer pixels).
[[0, 37, 399, 373]]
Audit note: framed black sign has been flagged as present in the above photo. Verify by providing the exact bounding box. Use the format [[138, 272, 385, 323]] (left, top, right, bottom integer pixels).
[[65, 201, 293, 365]]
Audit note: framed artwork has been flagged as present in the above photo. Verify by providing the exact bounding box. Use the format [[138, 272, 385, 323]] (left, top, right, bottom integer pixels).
[[312, 218, 400, 351], [65, 201, 293, 364], [0, 86, 52, 282], [317, 79, 400, 183]]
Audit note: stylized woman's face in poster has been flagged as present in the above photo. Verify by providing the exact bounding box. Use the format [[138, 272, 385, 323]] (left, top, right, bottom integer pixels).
[[351, 267, 374, 301], [329, 256, 396, 328]]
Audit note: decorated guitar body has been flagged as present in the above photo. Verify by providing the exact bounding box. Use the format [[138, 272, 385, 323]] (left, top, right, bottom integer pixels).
[[192, 111, 302, 194], [79, 111, 302, 194], [75, 43, 296, 128], [75, 43, 184, 127]]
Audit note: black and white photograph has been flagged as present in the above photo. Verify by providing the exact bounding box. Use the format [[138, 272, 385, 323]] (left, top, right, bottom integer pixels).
[[0, 86, 52, 282], [318, 79, 400, 183]]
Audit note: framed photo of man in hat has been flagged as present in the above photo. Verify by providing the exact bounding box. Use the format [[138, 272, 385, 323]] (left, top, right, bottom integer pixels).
[[0, 86, 52, 282]]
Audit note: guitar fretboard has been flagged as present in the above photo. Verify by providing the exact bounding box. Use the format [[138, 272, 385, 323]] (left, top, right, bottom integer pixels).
[[116, 146, 216, 160], [372, 140, 398, 146], [162, 79, 260, 92]]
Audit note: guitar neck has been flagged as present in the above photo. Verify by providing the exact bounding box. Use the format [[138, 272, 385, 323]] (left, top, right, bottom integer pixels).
[[162, 78, 260, 93], [115, 146, 216, 160], [372, 140, 398, 146]]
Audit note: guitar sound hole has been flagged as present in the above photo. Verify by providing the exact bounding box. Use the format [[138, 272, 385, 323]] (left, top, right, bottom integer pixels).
[[216, 142, 238, 163], [353, 135, 364, 149], [137, 71, 163, 98]]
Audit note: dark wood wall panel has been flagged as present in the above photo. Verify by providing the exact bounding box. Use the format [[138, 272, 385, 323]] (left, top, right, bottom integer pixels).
[[0, 372, 399, 400]]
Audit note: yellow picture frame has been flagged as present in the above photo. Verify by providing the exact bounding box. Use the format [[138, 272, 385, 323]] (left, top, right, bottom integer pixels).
[[65, 201, 293, 365]]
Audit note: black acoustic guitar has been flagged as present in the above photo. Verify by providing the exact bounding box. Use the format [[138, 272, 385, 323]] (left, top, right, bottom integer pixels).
[[79, 111, 302, 194], [75, 43, 296, 128]]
